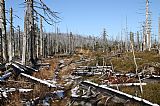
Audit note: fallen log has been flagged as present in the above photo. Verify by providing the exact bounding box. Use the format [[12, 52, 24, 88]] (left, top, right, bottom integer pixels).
[[20, 73, 56, 88], [14, 61, 38, 72], [0, 72, 12, 81], [108, 83, 147, 87], [35, 63, 50, 68], [81, 81, 159, 106]]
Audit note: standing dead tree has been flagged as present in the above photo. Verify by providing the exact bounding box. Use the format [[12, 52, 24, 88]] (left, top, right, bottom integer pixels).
[[146, 0, 151, 51], [130, 32, 134, 52], [142, 22, 146, 51], [17, 25, 21, 58], [136, 31, 140, 51], [102, 28, 107, 52], [69, 32, 73, 54], [0, 0, 8, 63], [39, 16, 43, 57], [22, 9, 27, 65], [158, 17, 160, 54], [22, 0, 59, 65], [130, 33, 143, 94], [22, 0, 34, 65], [8, 7, 13, 62]]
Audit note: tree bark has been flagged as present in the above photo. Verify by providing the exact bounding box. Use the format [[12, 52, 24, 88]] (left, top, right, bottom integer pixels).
[[8, 7, 13, 62], [0, 0, 8, 63], [40, 17, 43, 56], [22, 11, 27, 65]]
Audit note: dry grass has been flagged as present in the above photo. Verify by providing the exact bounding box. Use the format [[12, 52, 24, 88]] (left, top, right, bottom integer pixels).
[[33, 58, 57, 79], [107, 51, 160, 72], [2, 50, 160, 105], [120, 83, 160, 105]]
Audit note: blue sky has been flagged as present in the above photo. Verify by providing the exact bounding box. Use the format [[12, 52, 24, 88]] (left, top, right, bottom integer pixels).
[[5, 0, 160, 39]]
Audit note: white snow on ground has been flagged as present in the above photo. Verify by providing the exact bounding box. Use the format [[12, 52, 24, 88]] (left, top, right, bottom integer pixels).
[[109, 83, 147, 87], [152, 75, 160, 78], [19, 89, 33, 92], [2, 92, 7, 98], [46, 80, 57, 84], [64, 81, 73, 86], [1, 88, 32, 92], [71, 86, 80, 97]]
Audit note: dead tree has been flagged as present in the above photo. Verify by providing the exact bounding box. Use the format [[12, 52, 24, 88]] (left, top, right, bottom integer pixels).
[[130, 32, 134, 52], [43, 34, 48, 58], [0, 28, 2, 62], [29, 0, 35, 65], [0, 0, 8, 63], [102, 28, 107, 52], [68, 32, 71, 54], [17, 25, 21, 57], [22, 8, 28, 65], [22, 0, 59, 65], [72, 33, 75, 53], [8, 8, 12, 62], [56, 27, 59, 53], [12, 28, 15, 59], [125, 17, 129, 52], [158, 17, 160, 54], [137, 31, 140, 51], [39, 17, 43, 57], [35, 24, 39, 59], [146, 0, 151, 51], [48, 33, 51, 55], [130, 35, 143, 94], [8, 7, 15, 62], [22, 0, 35, 65], [23, 0, 59, 64], [142, 23, 146, 51], [69, 32, 74, 54]]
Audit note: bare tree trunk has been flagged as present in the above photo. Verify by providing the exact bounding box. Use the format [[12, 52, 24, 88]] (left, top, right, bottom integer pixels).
[[142, 23, 146, 51], [130, 32, 134, 52], [30, 0, 35, 64], [68, 32, 71, 54], [125, 17, 129, 52], [0, 0, 8, 63], [0, 28, 2, 62], [69, 32, 73, 54], [35, 24, 39, 58], [130, 38, 143, 94], [40, 17, 43, 56], [18, 25, 21, 57], [80, 38, 83, 52], [24, 0, 35, 65], [48, 33, 51, 55], [158, 17, 160, 54], [103, 28, 107, 52], [44, 35, 48, 58], [8, 8, 13, 62], [146, 0, 151, 51], [56, 27, 59, 53], [12, 28, 15, 59], [22, 11, 27, 65], [137, 31, 140, 51], [72, 34, 75, 53]]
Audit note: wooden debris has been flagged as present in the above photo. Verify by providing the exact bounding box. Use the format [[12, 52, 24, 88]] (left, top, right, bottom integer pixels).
[[0, 72, 12, 81], [20, 73, 56, 88], [81, 81, 159, 106]]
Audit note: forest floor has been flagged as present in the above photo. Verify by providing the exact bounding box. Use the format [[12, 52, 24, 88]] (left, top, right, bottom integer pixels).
[[1, 49, 160, 105]]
